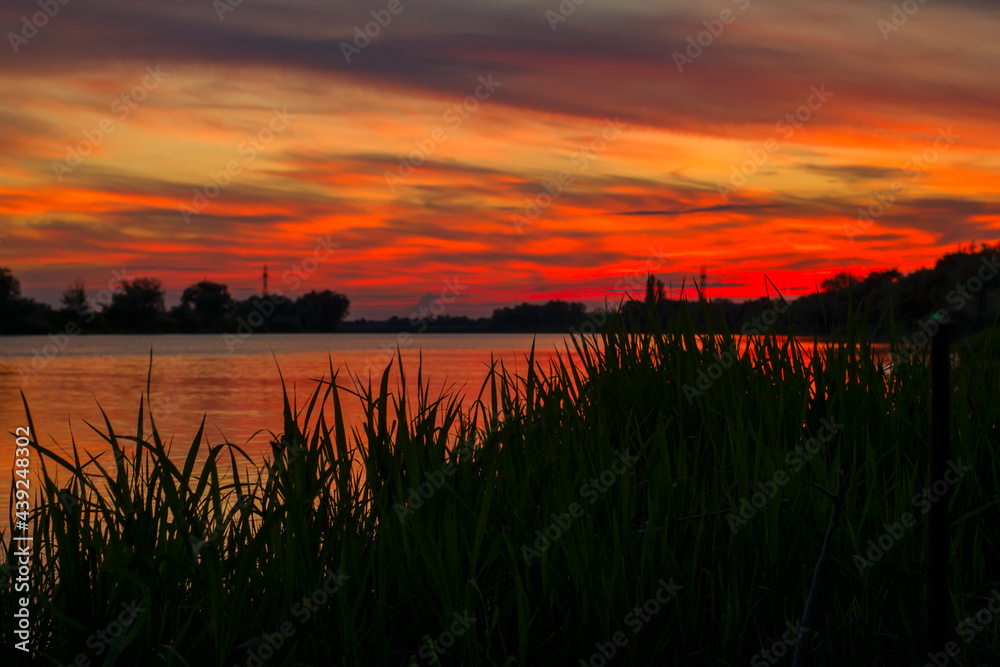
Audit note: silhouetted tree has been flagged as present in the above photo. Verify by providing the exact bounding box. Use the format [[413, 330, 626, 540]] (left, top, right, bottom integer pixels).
[[104, 277, 166, 332], [2, 244, 999, 337], [821, 272, 853, 293], [174, 281, 234, 331], [491, 300, 587, 331], [61, 279, 87, 312], [294, 290, 350, 332], [1, 266, 21, 307], [0, 267, 54, 333], [0, 267, 21, 332]]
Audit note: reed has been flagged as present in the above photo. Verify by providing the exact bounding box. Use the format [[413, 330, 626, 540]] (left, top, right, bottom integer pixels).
[[2, 312, 998, 665]]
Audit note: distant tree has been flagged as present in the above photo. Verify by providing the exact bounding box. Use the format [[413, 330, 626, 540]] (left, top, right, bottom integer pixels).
[[862, 269, 900, 285], [294, 290, 350, 331], [491, 300, 587, 331], [821, 272, 853, 293], [1, 266, 21, 305], [231, 295, 296, 332], [61, 279, 87, 312], [0, 267, 54, 334], [0, 267, 21, 331], [104, 277, 165, 331], [175, 281, 234, 331]]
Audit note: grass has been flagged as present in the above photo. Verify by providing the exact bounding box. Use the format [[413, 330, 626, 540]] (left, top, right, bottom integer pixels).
[[1, 308, 998, 665]]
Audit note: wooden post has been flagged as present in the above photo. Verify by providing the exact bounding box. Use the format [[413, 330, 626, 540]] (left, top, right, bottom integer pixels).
[[928, 323, 950, 650]]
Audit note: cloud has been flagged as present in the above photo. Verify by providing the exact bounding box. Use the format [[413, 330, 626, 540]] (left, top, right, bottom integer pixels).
[[3, 0, 1000, 316], [608, 204, 776, 216], [802, 164, 902, 183]]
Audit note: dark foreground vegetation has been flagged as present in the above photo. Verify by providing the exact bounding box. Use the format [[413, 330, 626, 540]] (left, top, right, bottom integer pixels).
[[1, 308, 999, 665], [2, 242, 999, 337]]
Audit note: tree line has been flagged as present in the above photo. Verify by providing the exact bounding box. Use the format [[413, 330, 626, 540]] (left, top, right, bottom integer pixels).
[[618, 242, 1000, 339], [2, 242, 998, 336], [0, 272, 350, 334]]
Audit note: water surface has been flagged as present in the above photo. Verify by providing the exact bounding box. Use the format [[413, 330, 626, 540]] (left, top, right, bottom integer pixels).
[[0, 333, 570, 517], [0, 333, 889, 520]]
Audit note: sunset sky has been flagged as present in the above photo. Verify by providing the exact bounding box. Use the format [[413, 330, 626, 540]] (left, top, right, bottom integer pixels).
[[2, 0, 999, 318]]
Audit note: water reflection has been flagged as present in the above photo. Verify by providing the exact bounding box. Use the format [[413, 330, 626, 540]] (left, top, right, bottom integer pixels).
[[0, 334, 569, 514], [0, 333, 891, 518]]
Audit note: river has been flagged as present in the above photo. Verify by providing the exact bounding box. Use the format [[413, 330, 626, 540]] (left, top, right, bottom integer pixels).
[[0, 333, 571, 517]]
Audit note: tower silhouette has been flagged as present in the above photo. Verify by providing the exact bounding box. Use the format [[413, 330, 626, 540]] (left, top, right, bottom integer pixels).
[[262, 265, 269, 297]]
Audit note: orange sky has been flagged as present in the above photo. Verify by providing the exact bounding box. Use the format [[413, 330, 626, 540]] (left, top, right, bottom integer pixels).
[[1, 0, 999, 317]]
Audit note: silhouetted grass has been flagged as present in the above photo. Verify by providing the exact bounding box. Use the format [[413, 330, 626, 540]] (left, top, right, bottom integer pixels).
[[1, 313, 998, 665]]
